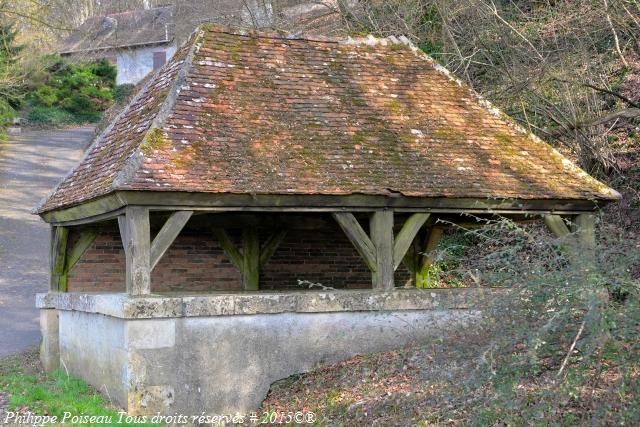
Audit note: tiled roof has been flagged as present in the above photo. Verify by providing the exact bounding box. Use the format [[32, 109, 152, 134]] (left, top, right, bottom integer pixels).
[[39, 24, 619, 213], [58, 5, 174, 54]]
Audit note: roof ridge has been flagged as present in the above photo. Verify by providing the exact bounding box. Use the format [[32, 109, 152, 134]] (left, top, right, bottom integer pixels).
[[198, 23, 434, 46], [111, 28, 202, 190], [88, 4, 174, 21]]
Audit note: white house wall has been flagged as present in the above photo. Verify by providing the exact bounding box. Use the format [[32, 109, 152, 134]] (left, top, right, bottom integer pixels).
[[116, 43, 177, 85]]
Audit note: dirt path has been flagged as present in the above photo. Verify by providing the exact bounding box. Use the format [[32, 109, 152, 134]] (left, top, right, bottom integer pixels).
[[0, 127, 94, 357]]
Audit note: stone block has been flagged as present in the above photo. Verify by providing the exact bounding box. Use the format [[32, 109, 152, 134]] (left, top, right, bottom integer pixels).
[[126, 320, 176, 349], [39, 309, 59, 372]]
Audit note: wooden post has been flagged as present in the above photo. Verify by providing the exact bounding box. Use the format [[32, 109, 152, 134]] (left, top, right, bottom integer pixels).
[[415, 227, 444, 288], [572, 213, 596, 262], [119, 206, 151, 295], [213, 227, 286, 291], [544, 214, 571, 238], [370, 210, 394, 290], [544, 214, 580, 264], [242, 228, 260, 290], [49, 226, 68, 292]]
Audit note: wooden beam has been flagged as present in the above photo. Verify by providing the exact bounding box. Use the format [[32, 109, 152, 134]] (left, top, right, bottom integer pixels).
[[64, 227, 99, 274], [119, 191, 607, 213], [40, 190, 608, 226], [259, 229, 288, 268], [331, 212, 377, 272], [393, 213, 430, 270], [416, 227, 444, 288], [150, 210, 193, 270], [212, 228, 244, 272], [40, 193, 124, 224], [49, 226, 69, 292], [544, 214, 571, 238], [120, 207, 151, 295], [573, 213, 596, 261], [370, 211, 394, 290], [242, 228, 260, 290]]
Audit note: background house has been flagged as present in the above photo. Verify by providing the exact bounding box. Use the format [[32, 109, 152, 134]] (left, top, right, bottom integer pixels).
[[58, 5, 176, 85]]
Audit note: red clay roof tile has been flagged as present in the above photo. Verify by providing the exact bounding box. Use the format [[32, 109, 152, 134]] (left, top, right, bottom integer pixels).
[[38, 24, 619, 213]]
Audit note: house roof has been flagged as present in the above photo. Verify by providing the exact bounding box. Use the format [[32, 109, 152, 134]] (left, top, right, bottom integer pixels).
[[58, 5, 175, 54], [38, 24, 619, 214]]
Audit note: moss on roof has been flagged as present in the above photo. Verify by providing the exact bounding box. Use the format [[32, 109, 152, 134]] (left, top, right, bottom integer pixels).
[[39, 24, 619, 213]]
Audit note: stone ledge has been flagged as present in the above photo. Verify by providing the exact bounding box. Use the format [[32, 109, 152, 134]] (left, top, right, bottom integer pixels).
[[36, 288, 500, 319]]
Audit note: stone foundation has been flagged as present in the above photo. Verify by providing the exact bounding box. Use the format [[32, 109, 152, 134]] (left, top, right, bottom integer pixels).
[[37, 288, 494, 415], [39, 309, 60, 372]]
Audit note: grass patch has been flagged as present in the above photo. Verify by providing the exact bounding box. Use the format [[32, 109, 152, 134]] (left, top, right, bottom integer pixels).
[[0, 348, 158, 426]]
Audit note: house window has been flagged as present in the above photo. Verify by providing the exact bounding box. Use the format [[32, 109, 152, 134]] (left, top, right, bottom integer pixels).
[[153, 51, 166, 70]]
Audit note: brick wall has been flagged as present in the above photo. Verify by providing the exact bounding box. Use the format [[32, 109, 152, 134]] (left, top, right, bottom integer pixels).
[[66, 218, 412, 293]]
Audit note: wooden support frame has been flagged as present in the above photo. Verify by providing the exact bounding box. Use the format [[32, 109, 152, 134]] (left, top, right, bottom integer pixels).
[[416, 227, 444, 288], [259, 230, 288, 268], [332, 211, 396, 290], [49, 226, 69, 292], [400, 225, 444, 288], [118, 208, 193, 295], [213, 227, 288, 290], [150, 210, 193, 270], [65, 228, 99, 273], [242, 228, 260, 290], [544, 214, 571, 238], [544, 213, 597, 264], [572, 213, 596, 259], [370, 211, 394, 290], [393, 213, 430, 270], [118, 206, 151, 295], [331, 212, 377, 272], [49, 226, 99, 292], [40, 190, 606, 227]]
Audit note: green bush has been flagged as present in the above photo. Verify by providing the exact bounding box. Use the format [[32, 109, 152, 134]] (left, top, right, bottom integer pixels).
[[24, 57, 116, 126], [113, 84, 135, 103]]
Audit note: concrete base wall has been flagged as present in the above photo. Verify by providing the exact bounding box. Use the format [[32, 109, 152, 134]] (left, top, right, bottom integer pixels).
[[58, 311, 129, 404], [58, 309, 477, 415], [38, 289, 496, 415]]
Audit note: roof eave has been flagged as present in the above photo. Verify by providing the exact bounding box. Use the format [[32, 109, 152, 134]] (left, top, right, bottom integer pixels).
[[38, 190, 615, 226]]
